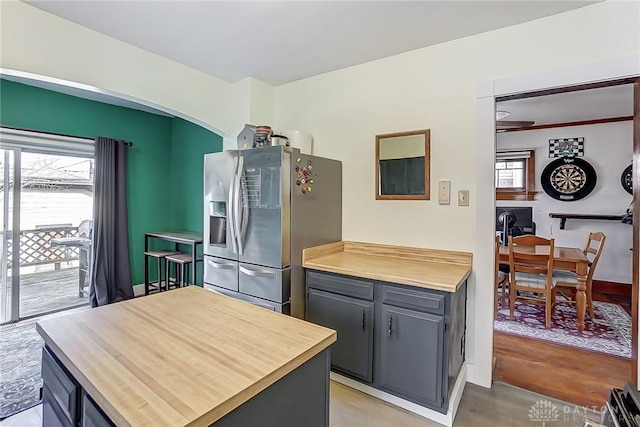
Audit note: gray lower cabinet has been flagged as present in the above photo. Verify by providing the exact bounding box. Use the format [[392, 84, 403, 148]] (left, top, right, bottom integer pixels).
[[306, 288, 374, 382], [42, 347, 79, 427], [378, 304, 444, 408], [42, 344, 330, 427], [305, 269, 466, 414], [42, 348, 112, 427], [82, 393, 114, 427], [43, 385, 74, 427]]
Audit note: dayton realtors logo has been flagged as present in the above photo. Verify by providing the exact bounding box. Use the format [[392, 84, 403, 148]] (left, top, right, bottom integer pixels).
[[529, 399, 604, 425], [529, 400, 560, 426]]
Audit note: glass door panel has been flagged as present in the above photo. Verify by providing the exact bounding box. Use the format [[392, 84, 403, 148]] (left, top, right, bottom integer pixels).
[[1, 148, 18, 324], [18, 152, 93, 318]]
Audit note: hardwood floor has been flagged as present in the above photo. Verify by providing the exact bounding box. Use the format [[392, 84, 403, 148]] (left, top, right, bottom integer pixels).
[[494, 331, 631, 408]]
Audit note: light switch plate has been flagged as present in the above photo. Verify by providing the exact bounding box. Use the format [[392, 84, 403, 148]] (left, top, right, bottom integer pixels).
[[438, 181, 450, 204], [458, 190, 470, 206]]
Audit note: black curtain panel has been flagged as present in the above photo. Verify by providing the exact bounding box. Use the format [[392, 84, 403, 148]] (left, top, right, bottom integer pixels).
[[90, 137, 133, 306]]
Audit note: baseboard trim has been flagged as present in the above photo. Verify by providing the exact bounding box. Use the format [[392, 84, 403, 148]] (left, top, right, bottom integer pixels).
[[132, 283, 145, 297], [592, 280, 631, 298], [330, 364, 467, 427]]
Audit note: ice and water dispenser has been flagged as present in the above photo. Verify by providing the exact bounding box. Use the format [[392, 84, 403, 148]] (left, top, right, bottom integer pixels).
[[209, 201, 227, 245]]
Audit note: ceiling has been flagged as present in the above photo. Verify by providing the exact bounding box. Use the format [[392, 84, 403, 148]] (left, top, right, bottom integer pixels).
[[496, 84, 634, 127], [26, 1, 598, 86]]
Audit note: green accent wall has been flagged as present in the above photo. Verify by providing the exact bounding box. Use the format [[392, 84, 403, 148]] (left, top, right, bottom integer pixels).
[[169, 118, 223, 284], [0, 79, 222, 285], [170, 118, 222, 232]]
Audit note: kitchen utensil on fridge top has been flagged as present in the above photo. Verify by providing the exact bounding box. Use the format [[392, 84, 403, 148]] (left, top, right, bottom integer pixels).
[[271, 135, 290, 146]]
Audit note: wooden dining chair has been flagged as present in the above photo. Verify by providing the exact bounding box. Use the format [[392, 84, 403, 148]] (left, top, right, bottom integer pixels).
[[553, 232, 606, 319], [495, 235, 508, 317], [509, 235, 556, 328]]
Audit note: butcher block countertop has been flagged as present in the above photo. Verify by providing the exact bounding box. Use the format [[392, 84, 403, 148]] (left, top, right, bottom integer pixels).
[[303, 241, 472, 292], [36, 286, 336, 427]]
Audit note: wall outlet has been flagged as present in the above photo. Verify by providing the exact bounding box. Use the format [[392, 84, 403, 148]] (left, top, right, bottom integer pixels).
[[438, 181, 451, 204], [458, 190, 470, 206]]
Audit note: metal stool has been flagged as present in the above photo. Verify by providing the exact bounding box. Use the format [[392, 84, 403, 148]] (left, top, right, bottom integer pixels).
[[165, 253, 202, 289], [144, 251, 180, 295]]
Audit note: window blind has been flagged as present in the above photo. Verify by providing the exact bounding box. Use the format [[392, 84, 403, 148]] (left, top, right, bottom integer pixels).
[[0, 127, 94, 158], [496, 151, 531, 160]]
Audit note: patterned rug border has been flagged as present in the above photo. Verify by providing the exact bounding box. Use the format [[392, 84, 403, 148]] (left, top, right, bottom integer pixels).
[[494, 301, 632, 359], [0, 318, 41, 333], [597, 302, 633, 349]]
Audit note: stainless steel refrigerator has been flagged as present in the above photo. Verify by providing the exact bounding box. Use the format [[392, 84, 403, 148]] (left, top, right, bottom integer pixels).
[[203, 145, 342, 318]]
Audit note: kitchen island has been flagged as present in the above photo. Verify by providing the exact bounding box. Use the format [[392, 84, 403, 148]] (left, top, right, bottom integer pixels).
[[36, 286, 336, 427]]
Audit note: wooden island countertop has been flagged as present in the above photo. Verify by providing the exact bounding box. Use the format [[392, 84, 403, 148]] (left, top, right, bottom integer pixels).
[[36, 286, 336, 427], [302, 241, 472, 292]]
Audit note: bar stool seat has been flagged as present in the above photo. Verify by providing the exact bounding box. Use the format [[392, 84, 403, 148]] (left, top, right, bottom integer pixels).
[[165, 253, 203, 289], [144, 251, 180, 295]]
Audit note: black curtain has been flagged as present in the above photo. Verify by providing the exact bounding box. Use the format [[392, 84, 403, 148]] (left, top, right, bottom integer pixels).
[[90, 137, 133, 306]]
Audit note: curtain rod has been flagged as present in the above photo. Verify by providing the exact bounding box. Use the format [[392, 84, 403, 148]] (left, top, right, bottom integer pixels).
[[0, 125, 133, 146]]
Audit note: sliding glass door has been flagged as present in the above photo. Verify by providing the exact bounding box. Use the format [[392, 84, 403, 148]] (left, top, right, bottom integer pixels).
[[1, 128, 95, 323], [1, 147, 94, 324]]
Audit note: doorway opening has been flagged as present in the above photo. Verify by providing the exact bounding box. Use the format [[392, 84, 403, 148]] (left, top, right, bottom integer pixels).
[[491, 78, 639, 407]]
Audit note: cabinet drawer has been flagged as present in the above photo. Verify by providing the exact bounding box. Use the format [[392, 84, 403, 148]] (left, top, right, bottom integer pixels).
[[203, 256, 238, 291], [82, 393, 114, 427], [380, 285, 446, 315], [239, 264, 290, 303], [41, 347, 79, 425], [204, 283, 291, 314], [307, 270, 373, 300]]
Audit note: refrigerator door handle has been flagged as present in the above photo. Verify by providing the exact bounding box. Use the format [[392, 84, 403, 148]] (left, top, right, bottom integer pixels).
[[234, 155, 245, 255], [239, 266, 276, 278], [228, 156, 239, 255], [207, 259, 235, 270], [240, 166, 249, 252]]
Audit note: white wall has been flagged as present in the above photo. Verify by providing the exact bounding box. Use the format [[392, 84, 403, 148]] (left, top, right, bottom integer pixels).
[[497, 122, 633, 284], [273, 1, 640, 386]]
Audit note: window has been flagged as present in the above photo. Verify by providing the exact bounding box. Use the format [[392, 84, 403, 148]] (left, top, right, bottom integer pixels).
[[495, 150, 537, 201]]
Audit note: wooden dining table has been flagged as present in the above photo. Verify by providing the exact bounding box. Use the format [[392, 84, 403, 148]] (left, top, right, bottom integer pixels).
[[499, 245, 590, 331]]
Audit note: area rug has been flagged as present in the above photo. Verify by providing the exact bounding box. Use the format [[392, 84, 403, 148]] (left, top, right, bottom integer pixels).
[[494, 301, 631, 359], [0, 319, 44, 420]]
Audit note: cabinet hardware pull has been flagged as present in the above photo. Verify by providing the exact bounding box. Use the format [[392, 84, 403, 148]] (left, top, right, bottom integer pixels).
[[361, 309, 365, 330], [388, 315, 392, 337]]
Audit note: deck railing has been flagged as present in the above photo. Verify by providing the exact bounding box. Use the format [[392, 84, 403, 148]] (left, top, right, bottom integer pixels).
[[3, 226, 80, 269]]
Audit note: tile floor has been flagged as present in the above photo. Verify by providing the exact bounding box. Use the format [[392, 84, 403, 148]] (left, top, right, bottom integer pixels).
[[1, 381, 602, 427]]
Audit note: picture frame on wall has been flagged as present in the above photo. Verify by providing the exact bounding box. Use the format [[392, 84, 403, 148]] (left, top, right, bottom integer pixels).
[[548, 137, 584, 158]]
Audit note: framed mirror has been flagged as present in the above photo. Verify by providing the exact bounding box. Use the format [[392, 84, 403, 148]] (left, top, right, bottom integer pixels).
[[376, 129, 430, 200]]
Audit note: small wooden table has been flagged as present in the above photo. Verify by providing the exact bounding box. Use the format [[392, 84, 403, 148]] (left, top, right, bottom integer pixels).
[[145, 231, 203, 287], [499, 245, 590, 331]]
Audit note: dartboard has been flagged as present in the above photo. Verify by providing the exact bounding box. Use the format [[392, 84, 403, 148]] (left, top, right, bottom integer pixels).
[[621, 164, 633, 195], [541, 157, 597, 201]]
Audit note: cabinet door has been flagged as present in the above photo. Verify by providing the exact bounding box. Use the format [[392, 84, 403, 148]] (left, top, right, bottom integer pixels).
[[378, 304, 445, 410], [306, 288, 374, 383], [41, 347, 79, 426], [43, 386, 74, 427], [82, 393, 114, 427]]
